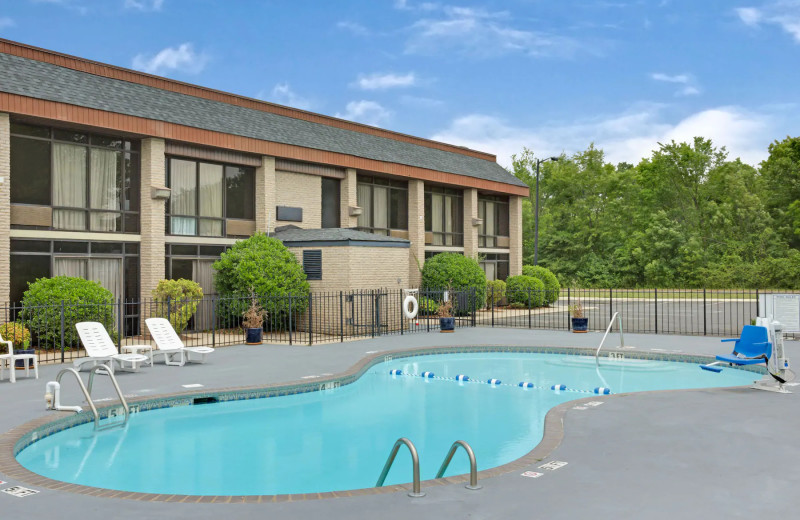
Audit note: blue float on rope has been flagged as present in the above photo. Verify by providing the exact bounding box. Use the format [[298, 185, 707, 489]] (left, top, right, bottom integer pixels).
[[519, 382, 535, 388], [487, 378, 502, 385], [421, 371, 435, 378], [594, 387, 611, 395], [389, 369, 402, 376], [551, 384, 567, 391], [455, 374, 469, 382]]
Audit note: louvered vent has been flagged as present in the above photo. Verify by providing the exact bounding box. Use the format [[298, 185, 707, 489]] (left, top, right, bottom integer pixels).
[[303, 250, 322, 280]]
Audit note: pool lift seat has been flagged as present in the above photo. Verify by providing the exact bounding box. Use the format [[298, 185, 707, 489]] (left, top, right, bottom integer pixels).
[[701, 323, 791, 393]]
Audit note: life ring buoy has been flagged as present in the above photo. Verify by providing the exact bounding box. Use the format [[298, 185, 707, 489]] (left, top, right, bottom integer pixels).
[[403, 294, 419, 319]]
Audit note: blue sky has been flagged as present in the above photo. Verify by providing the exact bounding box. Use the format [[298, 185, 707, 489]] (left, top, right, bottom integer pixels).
[[1, 0, 798, 167]]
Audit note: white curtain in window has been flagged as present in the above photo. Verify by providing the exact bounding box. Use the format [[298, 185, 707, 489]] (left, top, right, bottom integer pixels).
[[54, 257, 86, 279], [483, 262, 496, 281], [89, 149, 120, 232], [373, 186, 388, 230], [53, 143, 87, 230], [88, 258, 122, 303], [170, 159, 197, 235], [193, 260, 216, 330], [198, 163, 223, 236], [357, 184, 372, 228], [431, 193, 444, 245]]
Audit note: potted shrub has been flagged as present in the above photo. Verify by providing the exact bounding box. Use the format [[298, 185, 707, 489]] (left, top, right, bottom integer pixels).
[[437, 292, 455, 333], [0, 322, 34, 369], [243, 292, 266, 345], [570, 300, 588, 333]]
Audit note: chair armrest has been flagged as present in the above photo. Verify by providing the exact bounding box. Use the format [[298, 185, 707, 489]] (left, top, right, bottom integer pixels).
[[3, 340, 12, 355]]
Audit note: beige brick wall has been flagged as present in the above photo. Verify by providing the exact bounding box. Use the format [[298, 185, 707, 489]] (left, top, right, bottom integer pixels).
[[463, 188, 479, 260], [275, 170, 321, 229], [509, 195, 523, 276], [407, 179, 425, 286], [0, 113, 9, 303], [289, 245, 409, 291], [255, 155, 276, 233], [139, 138, 166, 304], [340, 168, 358, 228]]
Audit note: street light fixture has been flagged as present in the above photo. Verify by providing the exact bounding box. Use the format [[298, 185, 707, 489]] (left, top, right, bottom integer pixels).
[[533, 156, 560, 266]]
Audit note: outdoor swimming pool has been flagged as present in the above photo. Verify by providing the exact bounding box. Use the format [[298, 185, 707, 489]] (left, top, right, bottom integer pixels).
[[16, 352, 757, 496]]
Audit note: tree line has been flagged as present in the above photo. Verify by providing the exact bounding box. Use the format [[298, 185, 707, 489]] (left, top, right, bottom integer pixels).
[[511, 136, 800, 289]]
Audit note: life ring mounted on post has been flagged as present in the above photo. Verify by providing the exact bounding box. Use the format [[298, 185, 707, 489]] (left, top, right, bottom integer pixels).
[[402, 289, 419, 320]]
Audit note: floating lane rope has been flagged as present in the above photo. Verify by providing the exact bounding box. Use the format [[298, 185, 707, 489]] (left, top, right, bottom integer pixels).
[[519, 382, 535, 388], [455, 374, 469, 382], [388, 371, 609, 394], [594, 387, 611, 395], [421, 371, 435, 379], [389, 369, 403, 376], [487, 378, 502, 386], [551, 384, 567, 391]]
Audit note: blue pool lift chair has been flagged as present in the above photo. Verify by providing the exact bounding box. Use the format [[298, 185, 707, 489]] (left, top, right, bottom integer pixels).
[[716, 325, 772, 366]]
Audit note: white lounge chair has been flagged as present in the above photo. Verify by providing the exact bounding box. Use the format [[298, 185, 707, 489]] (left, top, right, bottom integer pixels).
[[0, 333, 38, 383], [145, 318, 214, 366], [74, 322, 149, 373]]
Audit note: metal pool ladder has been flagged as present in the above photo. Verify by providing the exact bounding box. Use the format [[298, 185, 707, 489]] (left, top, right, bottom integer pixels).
[[595, 311, 625, 366], [436, 440, 481, 490], [53, 365, 130, 431]]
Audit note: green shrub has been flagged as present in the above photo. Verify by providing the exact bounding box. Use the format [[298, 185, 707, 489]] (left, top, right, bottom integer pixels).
[[0, 322, 30, 353], [417, 296, 439, 316], [486, 279, 507, 308], [213, 233, 309, 321], [21, 276, 115, 349], [506, 275, 546, 308], [151, 279, 204, 333], [421, 253, 486, 312], [522, 265, 561, 305]]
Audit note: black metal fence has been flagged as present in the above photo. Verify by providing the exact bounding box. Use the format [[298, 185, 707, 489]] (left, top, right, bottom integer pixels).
[[0, 287, 784, 366]]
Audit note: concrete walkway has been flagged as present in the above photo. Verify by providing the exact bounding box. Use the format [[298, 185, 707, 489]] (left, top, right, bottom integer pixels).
[[0, 328, 797, 519]]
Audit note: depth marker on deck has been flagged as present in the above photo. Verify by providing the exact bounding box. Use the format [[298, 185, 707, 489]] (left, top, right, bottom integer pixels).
[[539, 461, 568, 471], [2, 486, 39, 498], [521, 471, 543, 478]]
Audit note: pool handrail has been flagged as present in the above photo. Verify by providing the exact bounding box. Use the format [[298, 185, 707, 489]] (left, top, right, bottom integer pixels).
[[376, 437, 425, 497], [435, 440, 482, 490], [595, 312, 625, 366], [53, 365, 130, 431]]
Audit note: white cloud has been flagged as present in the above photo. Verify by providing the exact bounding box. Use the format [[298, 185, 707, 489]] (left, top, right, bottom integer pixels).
[[400, 95, 444, 108], [430, 104, 788, 168], [132, 43, 207, 75], [335, 100, 391, 127], [0, 16, 14, 29], [124, 0, 164, 12], [336, 20, 370, 36], [355, 72, 416, 90], [263, 83, 313, 111], [651, 72, 701, 96], [30, 0, 88, 15], [404, 5, 582, 58], [735, 3, 800, 42]]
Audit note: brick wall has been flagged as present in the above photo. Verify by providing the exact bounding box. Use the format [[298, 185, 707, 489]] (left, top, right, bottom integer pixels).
[[509, 195, 523, 276], [407, 179, 425, 286], [0, 113, 9, 303], [340, 168, 358, 228], [463, 188, 478, 259], [139, 138, 166, 304], [289, 245, 410, 291], [255, 155, 276, 233], [275, 170, 321, 229]]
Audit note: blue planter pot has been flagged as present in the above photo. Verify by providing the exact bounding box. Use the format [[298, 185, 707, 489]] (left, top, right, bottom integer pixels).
[[571, 317, 588, 333], [245, 328, 263, 345], [439, 317, 455, 333]]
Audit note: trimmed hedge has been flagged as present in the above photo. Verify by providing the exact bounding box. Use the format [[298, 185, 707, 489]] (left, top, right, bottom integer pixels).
[[213, 233, 309, 322], [486, 279, 507, 308], [21, 276, 115, 348], [421, 253, 486, 313], [151, 279, 204, 333], [521, 265, 561, 305], [506, 275, 546, 308]]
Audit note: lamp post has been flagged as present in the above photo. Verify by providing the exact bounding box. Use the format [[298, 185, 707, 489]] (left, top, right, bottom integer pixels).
[[533, 156, 559, 266]]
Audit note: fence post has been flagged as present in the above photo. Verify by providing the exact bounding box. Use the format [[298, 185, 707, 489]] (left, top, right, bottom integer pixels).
[[472, 288, 477, 327], [60, 299, 65, 363], [339, 291, 344, 342], [376, 290, 382, 337], [400, 290, 404, 336], [609, 288, 613, 322], [167, 297, 172, 329], [654, 288, 658, 334], [527, 289, 532, 329], [117, 298, 123, 351], [703, 288, 707, 336], [567, 288, 571, 331], [755, 288, 760, 318], [491, 285, 495, 328], [308, 293, 313, 346], [371, 290, 376, 338], [288, 293, 293, 346]]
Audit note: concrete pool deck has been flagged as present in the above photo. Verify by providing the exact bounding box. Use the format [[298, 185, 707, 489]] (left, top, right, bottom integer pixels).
[[0, 328, 797, 519]]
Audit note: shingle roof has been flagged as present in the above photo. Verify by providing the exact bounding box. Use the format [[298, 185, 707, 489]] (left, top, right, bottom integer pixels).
[[274, 227, 409, 247], [0, 52, 527, 188]]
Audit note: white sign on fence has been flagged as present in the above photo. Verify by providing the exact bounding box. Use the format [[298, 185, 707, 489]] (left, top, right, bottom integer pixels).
[[759, 293, 800, 332]]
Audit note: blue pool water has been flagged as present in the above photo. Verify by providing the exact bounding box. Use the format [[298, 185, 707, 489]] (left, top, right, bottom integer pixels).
[[17, 352, 756, 495]]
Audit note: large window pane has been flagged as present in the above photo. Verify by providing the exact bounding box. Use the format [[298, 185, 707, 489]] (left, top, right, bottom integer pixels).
[[10, 137, 51, 205], [171, 217, 197, 235], [198, 218, 223, 237], [321, 177, 340, 228], [170, 159, 197, 216], [357, 183, 372, 228], [10, 255, 50, 304], [53, 143, 87, 230], [198, 163, 223, 218], [225, 166, 255, 219], [389, 188, 407, 229], [89, 149, 122, 231]]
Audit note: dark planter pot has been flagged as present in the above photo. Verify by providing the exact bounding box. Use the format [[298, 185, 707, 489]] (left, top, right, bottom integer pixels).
[[245, 328, 263, 345], [571, 317, 588, 333], [15, 348, 36, 369], [439, 317, 455, 333]]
